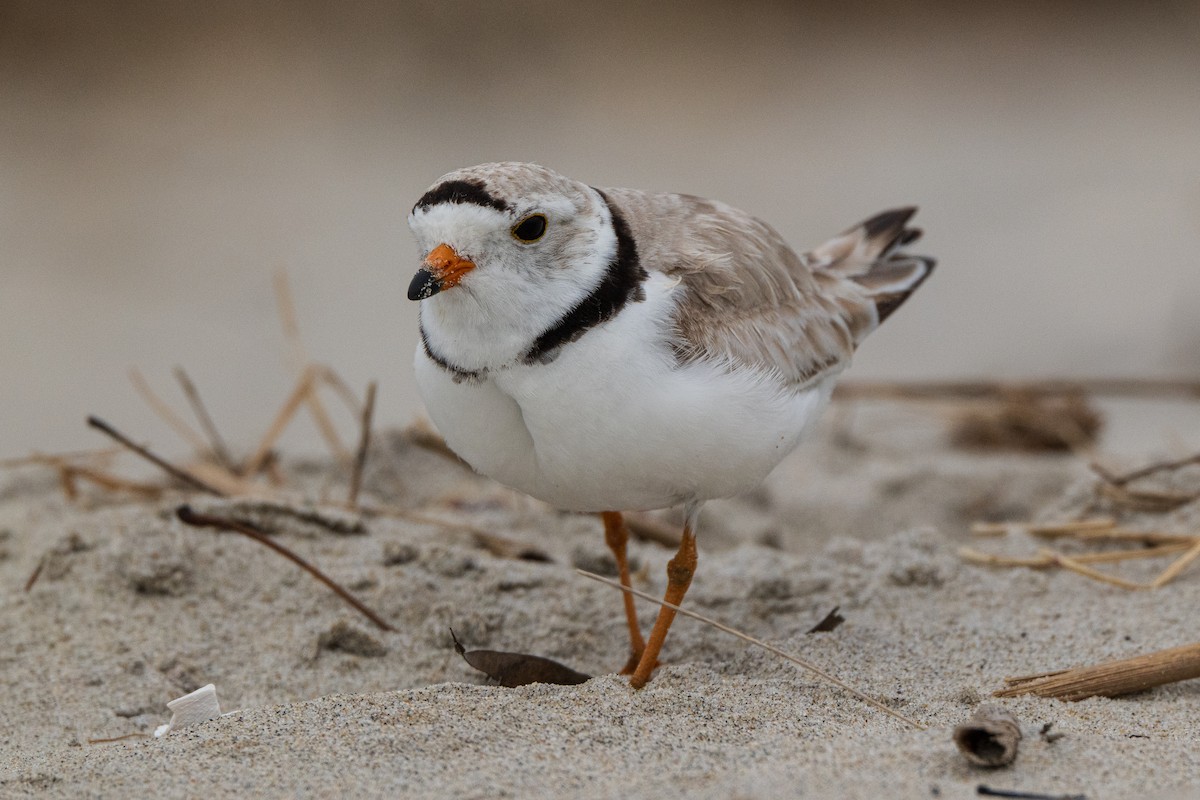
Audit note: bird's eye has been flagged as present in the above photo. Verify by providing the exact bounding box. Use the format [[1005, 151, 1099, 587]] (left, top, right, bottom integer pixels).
[[511, 214, 548, 243]]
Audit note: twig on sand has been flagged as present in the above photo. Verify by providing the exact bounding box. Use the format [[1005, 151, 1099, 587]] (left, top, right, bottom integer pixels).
[[24, 555, 46, 592], [1089, 450, 1200, 487], [346, 381, 377, 509], [176, 505, 394, 632], [576, 568, 925, 730], [86, 416, 226, 497], [997, 641, 1200, 701]]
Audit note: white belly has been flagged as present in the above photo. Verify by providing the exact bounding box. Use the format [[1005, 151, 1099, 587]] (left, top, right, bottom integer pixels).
[[413, 281, 837, 512]]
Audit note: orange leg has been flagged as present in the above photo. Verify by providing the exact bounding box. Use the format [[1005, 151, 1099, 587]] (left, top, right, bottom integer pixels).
[[629, 506, 700, 689], [602, 511, 646, 673]]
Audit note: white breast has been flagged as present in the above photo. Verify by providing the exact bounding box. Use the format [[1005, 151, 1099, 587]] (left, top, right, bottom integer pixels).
[[413, 273, 837, 512]]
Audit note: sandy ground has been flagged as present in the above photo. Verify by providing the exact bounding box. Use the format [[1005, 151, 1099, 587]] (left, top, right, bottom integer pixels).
[[3, 402, 1199, 798]]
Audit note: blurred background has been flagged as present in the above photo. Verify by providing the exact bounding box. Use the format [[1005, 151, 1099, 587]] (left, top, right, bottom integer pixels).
[[3, 0, 1200, 460]]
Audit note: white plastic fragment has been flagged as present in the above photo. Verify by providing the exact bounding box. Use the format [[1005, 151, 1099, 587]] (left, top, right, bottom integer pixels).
[[154, 683, 222, 737]]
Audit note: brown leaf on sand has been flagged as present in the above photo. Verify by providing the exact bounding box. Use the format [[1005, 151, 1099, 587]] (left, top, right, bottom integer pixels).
[[449, 628, 590, 688], [807, 606, 845, 634]]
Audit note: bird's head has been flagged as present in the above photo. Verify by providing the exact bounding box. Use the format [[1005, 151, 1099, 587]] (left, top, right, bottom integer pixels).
[[406, 163, 621, 371]]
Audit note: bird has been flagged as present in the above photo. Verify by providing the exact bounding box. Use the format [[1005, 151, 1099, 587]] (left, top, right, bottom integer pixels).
[[405, 162, 934, 688]]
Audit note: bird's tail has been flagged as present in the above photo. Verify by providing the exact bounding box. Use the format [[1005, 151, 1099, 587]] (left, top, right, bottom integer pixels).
[[805, 206, 935, 325]]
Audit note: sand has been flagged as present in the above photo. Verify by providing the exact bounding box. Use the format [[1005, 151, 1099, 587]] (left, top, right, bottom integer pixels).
[[2, 402, 1199, 799]]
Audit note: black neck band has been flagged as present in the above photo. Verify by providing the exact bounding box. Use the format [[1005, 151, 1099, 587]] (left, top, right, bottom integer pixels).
[[522, 189, 648, 364]]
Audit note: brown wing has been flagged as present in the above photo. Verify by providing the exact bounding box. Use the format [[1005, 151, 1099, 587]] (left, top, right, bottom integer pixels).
[[602, 189, 931, 388]]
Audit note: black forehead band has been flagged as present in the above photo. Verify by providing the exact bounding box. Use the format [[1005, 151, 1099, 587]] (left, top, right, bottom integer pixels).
[[413, 179, 510, 214]]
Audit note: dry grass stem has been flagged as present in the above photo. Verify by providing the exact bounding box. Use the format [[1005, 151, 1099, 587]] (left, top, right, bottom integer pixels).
[[58, 465, 163, 498], [317, 366, 363, 417], [243, 367, 317, 475], [24, 555, 46, 592], [969, 522, 1014, 537], [87, 416, 226, 496], [0, 447, 124, 469], [173, 366, 235, 469], [964, 518, 1200, 589], [1041, 549, 1149, 591], [1054, 529, 1195, 545], [128, 368, 210, 454], [1149, 537, 1200, 589], [304, 388, 350, 466], [972, 518, 1119, 537], [1098, 483, 1199, 513], [958, 543, 1193, 569], [270, 270, 350, 465], [186, 462, 266, 497], [176, 505, 394, 631], [576, 568, 925, 730], [346, 381, 377, 509], [997, 641, 1200, 700], [1090, 451, 1200, 487], [1027, 518, 1116, 536], [273, 268, 307, 374]]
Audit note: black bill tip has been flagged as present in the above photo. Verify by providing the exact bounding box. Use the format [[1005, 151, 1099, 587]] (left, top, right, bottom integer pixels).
[[407, 267, 442, 301]]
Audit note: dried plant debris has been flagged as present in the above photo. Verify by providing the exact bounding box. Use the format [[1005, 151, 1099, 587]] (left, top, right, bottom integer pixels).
[[950, 391, 1102, 453], [449, 628, 591, 688], [953, 704, 1022, 767], [807, 606, 845, 634], [996, 641, 1200, 701], [961, 517, 1200, 590], [185, 497, 366, 537], [1090, 451, 1200, 513], [27, 271, 381, 510]]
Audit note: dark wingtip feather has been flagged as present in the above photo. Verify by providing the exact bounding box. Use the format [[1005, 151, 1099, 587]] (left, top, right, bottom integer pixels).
[[861, 206, 918, 240], [874, 257, 936, 324]]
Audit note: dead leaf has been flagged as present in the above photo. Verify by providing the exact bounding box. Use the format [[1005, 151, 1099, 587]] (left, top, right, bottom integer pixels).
[[449, 628, 590, 687]]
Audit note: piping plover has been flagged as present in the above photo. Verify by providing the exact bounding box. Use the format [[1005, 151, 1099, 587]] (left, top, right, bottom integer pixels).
[[406, 162, 934, 687]]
